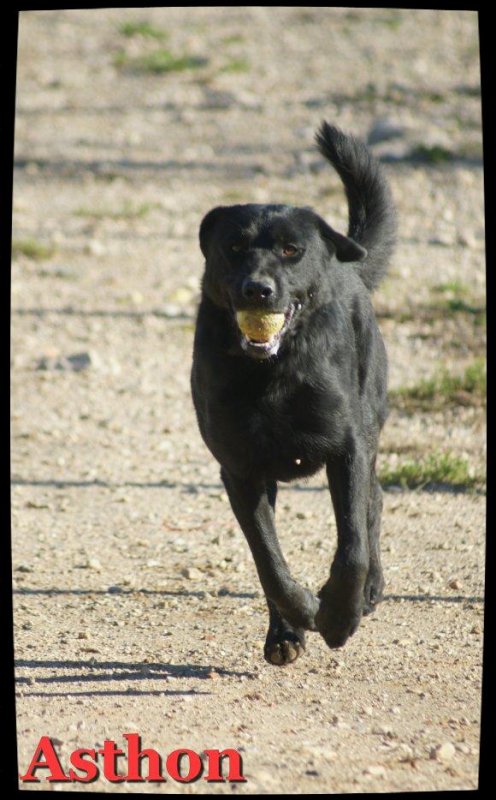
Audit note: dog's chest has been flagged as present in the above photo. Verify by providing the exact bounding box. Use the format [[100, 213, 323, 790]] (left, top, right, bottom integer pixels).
[[212, 370, 344, 480]]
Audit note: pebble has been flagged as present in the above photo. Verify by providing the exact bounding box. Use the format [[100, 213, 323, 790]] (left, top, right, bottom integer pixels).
[[160, 303, 189, 319], [448, 578, 462, 590], [201, 88, 236, 109], [181, 567, 203, 580], [373, 725, 395, 738], [310, 746, 337, 761], [457, 231, 478, 248], [367, 117, 404, 145], [398, 744, 414, 759], [35, 352, 92, 372], [430, 742, 456, 762], [364, 764, 386, 777], [86, 240, 107, 257]]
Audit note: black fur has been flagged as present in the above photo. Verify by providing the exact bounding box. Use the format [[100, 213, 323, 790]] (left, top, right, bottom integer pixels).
[[191, 122, 397, 665]]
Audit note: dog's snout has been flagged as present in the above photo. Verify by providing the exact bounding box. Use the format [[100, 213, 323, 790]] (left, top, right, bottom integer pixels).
[[242, 277, 275, 303]]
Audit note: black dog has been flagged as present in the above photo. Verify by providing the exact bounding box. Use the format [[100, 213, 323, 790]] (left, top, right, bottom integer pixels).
[[191, 122, 396, 665]]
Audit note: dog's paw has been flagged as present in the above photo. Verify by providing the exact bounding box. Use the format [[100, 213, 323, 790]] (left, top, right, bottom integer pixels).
[[363, 568, 385, 616], [264, 629, 305, 666], [315, 575, 365, 649], [315, 607, 361, 649]]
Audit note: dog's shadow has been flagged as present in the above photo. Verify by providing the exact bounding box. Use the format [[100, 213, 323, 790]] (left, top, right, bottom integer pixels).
[[15, 658, 255, 698]]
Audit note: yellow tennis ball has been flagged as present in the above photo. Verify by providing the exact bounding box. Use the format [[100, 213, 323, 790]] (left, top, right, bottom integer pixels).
[[236, 310, 285, 342]]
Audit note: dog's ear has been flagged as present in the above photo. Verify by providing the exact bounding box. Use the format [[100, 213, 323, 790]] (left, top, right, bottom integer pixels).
[[317, 217, 367, 262], [199, 206, 227, 258]]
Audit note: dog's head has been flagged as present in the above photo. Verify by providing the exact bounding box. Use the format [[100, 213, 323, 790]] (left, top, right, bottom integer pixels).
[[199, 204, 366, 359]]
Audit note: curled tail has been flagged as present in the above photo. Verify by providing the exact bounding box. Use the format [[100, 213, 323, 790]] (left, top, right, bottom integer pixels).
[[315, 121, 397, 291]]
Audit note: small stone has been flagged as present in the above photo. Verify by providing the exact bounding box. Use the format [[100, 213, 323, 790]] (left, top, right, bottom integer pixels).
[[181, 567, 202, 580], [430, 742, 456, 762], [86, 240, 107, 257], [373, 724, 394, 738], [161, 303, 185, 318], [311, 746, 337, 760], [367, 117, 404, 145], [448, 578, 462, 590], [67, 352, 92, 371], [398, 744, 414, 759], [35, 351, 92, 372], [201, 88, 235, 109], [457, 232, 478, 248], [364, 764, 386, 777]]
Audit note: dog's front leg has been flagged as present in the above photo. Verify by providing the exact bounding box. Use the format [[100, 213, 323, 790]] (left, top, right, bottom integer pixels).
[[220, 467, 319, 635], [316, 441, 370, 649]]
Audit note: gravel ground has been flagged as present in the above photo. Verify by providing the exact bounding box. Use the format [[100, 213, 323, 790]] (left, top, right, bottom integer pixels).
[[12, 8, 485, 793]]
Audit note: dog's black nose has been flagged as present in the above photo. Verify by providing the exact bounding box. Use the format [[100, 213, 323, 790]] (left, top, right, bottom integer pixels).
[[242, 278, 275, 303]]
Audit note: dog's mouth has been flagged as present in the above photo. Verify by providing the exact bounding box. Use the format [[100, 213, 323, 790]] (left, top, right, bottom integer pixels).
[[234, 303, 300, 358]]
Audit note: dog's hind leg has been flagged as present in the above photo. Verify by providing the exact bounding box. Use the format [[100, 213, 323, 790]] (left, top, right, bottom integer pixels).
[[220, 468, 319, 635], [363, 468, 385, 614]]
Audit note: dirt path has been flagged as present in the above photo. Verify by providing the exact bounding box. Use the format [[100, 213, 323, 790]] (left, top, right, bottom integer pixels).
[[12, 8, 485, 793]]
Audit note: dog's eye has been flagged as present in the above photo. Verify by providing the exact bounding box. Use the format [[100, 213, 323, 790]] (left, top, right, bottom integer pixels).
[[282, 245, 298, 257]]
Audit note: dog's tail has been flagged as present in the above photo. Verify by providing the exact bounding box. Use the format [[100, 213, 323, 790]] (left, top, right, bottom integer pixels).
[[315, 121, 397, 291]]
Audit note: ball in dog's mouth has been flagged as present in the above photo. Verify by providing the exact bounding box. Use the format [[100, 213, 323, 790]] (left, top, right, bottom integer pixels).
[[235, 306, 296, 357], [236, 310, 286, 341]]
